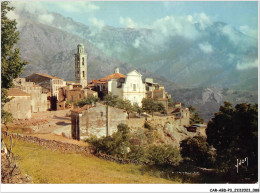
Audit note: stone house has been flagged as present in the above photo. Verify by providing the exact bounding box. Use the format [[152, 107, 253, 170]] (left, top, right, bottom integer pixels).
[[71, 103, 127, 140], [3, 88, 31, 119], [25, 73, 66, 110], [57, 84, 98, 110], [171, 107, 190, 126], [145, 78, 171, 112], [13, 78, 48, 112], [25, 73, 66, 98]]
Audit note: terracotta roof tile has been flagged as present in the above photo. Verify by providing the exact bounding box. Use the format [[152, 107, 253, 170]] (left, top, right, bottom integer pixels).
[[100, 73, 126, 81], [7, 88, 30, 96], [91, 79, 107, 84]]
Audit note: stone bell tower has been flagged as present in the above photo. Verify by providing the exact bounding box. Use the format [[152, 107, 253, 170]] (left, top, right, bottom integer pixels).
[[75, 43, 87, 88]]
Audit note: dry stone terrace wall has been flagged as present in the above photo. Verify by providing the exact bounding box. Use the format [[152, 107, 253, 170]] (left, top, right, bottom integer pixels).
[[5, 133, 94, 154], [4, 132, 147, 165]]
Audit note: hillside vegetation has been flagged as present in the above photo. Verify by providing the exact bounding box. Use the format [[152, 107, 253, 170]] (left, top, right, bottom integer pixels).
[[13, 140, 180, 184]]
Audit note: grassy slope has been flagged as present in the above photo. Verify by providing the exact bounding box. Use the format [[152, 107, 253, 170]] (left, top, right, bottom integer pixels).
[[13, 140, 180, 184]]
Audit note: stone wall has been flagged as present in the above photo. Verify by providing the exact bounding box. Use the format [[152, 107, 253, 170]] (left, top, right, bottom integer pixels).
[[4, 96, 32, 119], [66, 89, 87, 102], [71, 103, 127, 140], [6, 133, 93, 154], [13, 78, 48, 113]]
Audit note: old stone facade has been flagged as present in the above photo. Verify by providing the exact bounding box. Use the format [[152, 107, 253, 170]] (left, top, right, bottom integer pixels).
[[13, 78, 48, 112], [71, 103, 127, 140], [171, 103, 190, 127], [25, 73, 66, 110], [25, 73, 66, 98], [145, 78, 171, 112], [57, 84, 98, 110], [3, 88, 31, 119]]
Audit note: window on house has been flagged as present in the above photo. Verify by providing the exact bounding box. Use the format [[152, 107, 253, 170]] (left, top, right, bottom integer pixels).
[[82, 57, 84, 65], [100, 112, 103, 117], [82, 71, 85, 77], [133, 84, 136, 91]]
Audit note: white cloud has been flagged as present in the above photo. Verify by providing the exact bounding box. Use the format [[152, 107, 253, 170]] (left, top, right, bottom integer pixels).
[[133, 38, 140, 48], [221, 25, 239, 44], [56, 2, 99, 13], [89, 18, 104, 30], [149, 15, 199, 46], [88, 17, 105, 36], [237, 59, 258, 70], [6, 10, 23, 29], [119, 17, 137, 28], [38, 14, 54, 25], [11, 1, 47, 14], [199, 42, 213, 54], [239, 25, 258, 39], [195, 12, 212, 30]]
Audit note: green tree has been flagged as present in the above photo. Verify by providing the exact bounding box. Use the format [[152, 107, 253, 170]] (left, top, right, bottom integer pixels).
[[1, 1, 27, 121], [115, 98, 134, 119], [103, 92, 118, 107], [133, 102, 143, 116], [156, 102, 166, 113], [122, 100, 134, 119], [168, 98, 174, 108], [206, 102, 258, 182], [180, 136, 215, 167], [87, 123, 131, 158], [141, 98, 158, 117], [146, 144, 182, 166], [188, 105, 204, 124], [76, 95, 99, 107]]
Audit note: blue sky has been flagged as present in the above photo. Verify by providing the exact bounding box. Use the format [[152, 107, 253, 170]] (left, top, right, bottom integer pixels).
[[41, 1, 258, 32]]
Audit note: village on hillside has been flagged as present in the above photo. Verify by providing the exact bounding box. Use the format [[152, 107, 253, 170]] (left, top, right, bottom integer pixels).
[[2, 43, 206, 142]]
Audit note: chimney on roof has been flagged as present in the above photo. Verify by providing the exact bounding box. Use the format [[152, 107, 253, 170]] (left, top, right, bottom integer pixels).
[[114, 67, 119, 73]]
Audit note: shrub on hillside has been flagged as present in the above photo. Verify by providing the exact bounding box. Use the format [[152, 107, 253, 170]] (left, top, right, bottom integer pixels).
[[87, 124, 130, 158], [146, 144, 182, 166], [180, 136, 215, 168]]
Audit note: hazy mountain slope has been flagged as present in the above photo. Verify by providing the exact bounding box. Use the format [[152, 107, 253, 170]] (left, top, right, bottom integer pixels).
[[17, 17, 180, 91], [48, 13, 258, 90], [170, 87, 258, 121], [16, 9, 257, 90]]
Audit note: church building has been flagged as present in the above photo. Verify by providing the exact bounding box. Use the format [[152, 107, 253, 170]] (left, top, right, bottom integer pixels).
[[108, 68, 146, 106]]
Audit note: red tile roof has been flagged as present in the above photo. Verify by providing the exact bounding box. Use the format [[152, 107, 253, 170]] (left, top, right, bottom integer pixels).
[[7, 88, 30, 96], [91, 79, 107, 84], [100, 73, 126, 81]]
